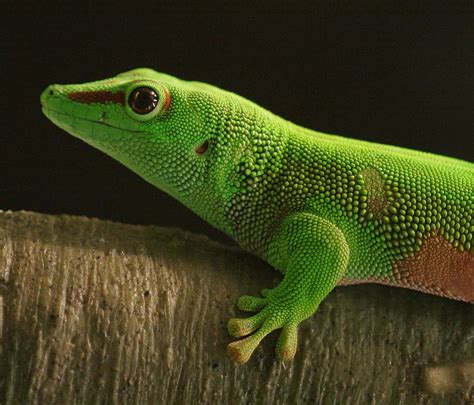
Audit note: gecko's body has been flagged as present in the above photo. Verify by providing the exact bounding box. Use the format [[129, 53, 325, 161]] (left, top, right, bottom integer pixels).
[[41, 68, 473, 363]]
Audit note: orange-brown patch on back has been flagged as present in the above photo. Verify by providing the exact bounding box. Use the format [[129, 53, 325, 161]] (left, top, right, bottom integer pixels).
[[393, 235, 474, 303], [359, 167, 388, 218]]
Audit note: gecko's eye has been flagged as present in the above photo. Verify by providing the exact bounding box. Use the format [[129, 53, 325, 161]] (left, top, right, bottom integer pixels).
[[128, 87, 159, 115], [124, 81, 170, 121]]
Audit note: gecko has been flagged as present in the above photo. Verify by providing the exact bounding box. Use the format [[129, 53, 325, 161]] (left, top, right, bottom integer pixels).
[[40, 68, 473, 364]]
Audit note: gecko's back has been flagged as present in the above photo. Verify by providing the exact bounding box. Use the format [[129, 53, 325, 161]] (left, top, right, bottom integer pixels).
[[282, 129, 474, 302]]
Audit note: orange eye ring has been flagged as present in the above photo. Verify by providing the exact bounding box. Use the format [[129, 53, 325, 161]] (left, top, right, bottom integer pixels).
[[162, 88, 172, 112]]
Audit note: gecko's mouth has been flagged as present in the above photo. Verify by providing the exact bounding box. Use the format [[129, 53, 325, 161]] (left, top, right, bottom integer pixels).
[[41, 106, 146, 137]]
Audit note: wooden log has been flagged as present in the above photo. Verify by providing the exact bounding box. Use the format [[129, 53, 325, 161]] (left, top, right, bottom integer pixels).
[[0, 211, 472, 403]]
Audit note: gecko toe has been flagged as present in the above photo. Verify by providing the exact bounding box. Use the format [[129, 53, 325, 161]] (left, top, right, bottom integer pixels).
[[227, 311, 266, 337], [227, 318, 279, 364], [227, 337, 257, 364], [276, 323, 298, 362], [237, 295, 268, 312]]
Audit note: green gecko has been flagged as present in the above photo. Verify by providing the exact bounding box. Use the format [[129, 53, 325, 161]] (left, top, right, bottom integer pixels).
[[41, 68, 473, 364]]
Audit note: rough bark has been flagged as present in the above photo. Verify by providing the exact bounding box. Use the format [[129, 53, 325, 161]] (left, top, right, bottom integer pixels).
[[0, 211, 472, 404]]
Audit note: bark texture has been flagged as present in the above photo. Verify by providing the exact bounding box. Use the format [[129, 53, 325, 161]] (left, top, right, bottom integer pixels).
[[0, 211, 473, 404]]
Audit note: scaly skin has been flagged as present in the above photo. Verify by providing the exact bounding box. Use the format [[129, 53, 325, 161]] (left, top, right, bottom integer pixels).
[[41, 68, 474, 364]]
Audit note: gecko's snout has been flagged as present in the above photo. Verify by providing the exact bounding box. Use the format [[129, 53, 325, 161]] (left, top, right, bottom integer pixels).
[[40, 85, 60, 108]]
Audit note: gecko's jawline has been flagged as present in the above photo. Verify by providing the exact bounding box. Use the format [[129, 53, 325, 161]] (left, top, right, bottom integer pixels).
[[41, 106, 146, 134]]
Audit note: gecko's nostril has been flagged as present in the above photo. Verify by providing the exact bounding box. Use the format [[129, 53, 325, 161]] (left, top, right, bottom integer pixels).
[[41, 85, 57, 106]]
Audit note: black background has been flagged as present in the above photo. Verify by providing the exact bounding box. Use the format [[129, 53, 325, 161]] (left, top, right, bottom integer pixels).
[[3, 1, 473, 244]]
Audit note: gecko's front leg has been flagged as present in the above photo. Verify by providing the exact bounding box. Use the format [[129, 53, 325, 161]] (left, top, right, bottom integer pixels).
[[227, 212, 350, 364]]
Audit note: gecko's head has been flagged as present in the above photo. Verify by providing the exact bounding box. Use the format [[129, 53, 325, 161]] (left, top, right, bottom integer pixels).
[[41, 68, 261, 227]]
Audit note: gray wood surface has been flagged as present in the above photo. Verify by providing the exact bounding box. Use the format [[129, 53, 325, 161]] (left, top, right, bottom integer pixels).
[[0, 211, 472, 404]]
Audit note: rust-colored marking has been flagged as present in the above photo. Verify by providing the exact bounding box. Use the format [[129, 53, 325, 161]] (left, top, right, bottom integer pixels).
[[195, 140, 209, 155], [68, 91, 125, 105], [392, 235, 474, 302], [359, 167, 388, 217]]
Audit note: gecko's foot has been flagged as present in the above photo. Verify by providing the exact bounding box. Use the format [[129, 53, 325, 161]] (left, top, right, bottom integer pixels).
[[227, 290, 302, 364]]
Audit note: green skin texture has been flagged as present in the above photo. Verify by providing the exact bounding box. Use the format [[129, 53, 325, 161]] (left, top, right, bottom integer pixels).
[[41, 68, 473, 364]]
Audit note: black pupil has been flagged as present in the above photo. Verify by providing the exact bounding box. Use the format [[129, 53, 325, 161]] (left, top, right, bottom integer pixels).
[[129, 87, 158, 114]]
